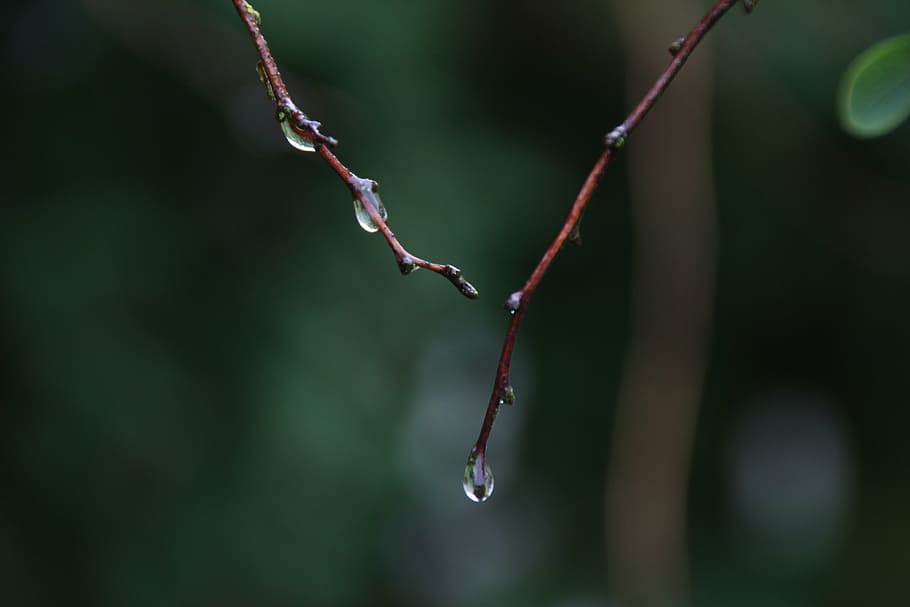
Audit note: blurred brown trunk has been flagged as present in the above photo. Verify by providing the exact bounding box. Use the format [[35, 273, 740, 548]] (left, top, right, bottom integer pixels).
[[605, 2, 716, 606]]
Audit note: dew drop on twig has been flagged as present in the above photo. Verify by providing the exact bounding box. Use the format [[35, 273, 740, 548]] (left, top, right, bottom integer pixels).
[[277, 111, 316, 152], [353, 187, 388, 233], [499, 384, 515, 407], [504, 291, 522, 315], [463, 449, 495, 503]]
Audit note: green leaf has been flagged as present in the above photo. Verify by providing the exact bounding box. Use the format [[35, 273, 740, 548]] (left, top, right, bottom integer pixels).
[[839, 33, 910, 138]]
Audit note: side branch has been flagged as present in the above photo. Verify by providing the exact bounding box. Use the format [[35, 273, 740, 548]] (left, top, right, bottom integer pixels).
[[465, 0, 740, 502], [230, 0, 478, 299]]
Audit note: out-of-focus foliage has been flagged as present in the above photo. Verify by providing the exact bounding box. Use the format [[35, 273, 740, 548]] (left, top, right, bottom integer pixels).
[[2, 1, 910, 606], [839, 33, 910, 137]]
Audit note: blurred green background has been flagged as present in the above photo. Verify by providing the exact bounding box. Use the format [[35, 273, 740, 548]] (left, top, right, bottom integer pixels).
[[3, 1, 910, 605]]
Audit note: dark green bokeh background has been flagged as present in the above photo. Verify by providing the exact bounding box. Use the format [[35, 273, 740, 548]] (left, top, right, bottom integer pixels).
[[3, 1, 910, 605]]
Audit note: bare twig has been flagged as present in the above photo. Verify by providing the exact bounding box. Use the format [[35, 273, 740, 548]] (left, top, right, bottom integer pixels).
[[464, 0, 740, 502], [231, 0, 478, 299]]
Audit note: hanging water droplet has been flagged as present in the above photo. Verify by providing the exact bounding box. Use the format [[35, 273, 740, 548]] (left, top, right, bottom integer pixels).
[[504, 291, 522, 315], [277, 110, 316, 152], [256, 61, 276, 101], [499, 384, 515, 407], [353, 186, 388, 233], [463, 449, 495, 503]]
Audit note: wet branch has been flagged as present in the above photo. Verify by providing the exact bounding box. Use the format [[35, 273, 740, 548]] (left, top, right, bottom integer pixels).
[[465, 0, 743, 502], [231, 0, 478, 299]]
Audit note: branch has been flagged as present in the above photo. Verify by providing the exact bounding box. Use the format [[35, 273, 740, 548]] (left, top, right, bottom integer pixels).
[[230, 0, 479, 299], [464, 0, 742, 503]]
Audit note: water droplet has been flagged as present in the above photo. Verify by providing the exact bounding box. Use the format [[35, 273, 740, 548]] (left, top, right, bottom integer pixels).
[[353, 187, 388, 233], [499, 384, 515, 406], [463, 449, 495, 503], [256, 61, 275, 101], [277, 111, 316, 152], [504, 291, 522, 315], [668, 36, 685, 57]]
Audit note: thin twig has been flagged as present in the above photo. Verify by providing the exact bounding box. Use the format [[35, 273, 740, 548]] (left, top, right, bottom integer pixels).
[[466, 0, 739, 498], [231, 0, 478, 299]]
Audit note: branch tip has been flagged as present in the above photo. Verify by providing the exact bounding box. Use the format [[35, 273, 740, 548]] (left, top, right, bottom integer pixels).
[[460, 280, 480, 300], [233, 0, 470, 297]]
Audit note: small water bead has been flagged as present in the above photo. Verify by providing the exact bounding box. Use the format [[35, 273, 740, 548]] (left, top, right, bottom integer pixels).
[[504, 291, 522, 315], [499, 384, 515, 407], [463, 450, 495, 503], [353, 186, 388, 233], [277, 110, 316, 153], [668, 36, 686, 57]]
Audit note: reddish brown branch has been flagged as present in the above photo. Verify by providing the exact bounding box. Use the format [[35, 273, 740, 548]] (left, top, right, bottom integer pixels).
[[467, 0, 738, 497], [231, 0, 478, 299]]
